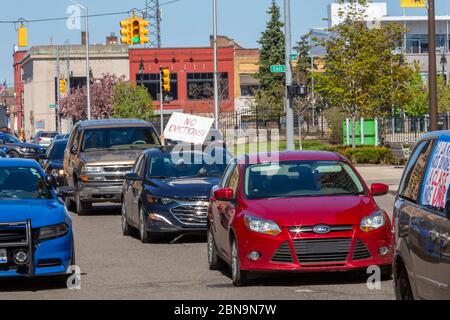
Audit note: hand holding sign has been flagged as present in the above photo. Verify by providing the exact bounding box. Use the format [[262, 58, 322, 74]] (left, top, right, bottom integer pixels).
[[163, 113, 215, 145]]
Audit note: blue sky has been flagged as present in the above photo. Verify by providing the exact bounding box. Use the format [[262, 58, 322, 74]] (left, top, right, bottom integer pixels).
[[0, 0, 447, 85]]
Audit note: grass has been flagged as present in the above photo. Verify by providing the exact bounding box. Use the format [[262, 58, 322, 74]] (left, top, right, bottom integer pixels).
[[230, 139, 332, 156]]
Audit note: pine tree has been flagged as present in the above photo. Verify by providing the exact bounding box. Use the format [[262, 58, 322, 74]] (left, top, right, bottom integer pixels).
[[254, 0, 285, 120]]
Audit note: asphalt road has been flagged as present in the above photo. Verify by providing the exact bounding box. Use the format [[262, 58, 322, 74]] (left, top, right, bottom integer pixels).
[[0, 192, 397, 300]]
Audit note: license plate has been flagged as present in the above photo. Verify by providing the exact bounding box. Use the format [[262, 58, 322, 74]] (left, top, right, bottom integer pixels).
[[0, 249, 7, 264]]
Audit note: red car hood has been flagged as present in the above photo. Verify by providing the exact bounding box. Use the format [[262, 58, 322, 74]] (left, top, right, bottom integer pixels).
[[241, 196, 378, 227]]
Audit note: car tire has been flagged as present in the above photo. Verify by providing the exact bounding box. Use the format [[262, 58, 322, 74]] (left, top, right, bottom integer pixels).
[[64, 196, 76, 212], [75, 187, 92, 216], [381, 265, 393, 281], [395, 268, 414, 300], [231, 239, 249, 287], [139, 206, 151, 243], [207, 226, 224, 270], [8, 151, 20, 158], [121, 204, 132, 236]]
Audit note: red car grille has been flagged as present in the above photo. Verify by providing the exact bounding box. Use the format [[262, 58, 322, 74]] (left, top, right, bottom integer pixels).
[[271, 242, 293, 263], [352, 240, 371, 260], [293, 238, 352, 264]]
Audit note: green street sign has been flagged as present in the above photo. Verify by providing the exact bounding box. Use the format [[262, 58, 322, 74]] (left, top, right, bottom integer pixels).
[[270, 65, 286, 73], [49, 104, 58, 109], [290, 53, 299, 61]]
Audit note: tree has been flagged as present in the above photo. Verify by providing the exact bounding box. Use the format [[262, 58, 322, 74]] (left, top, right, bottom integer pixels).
[[314, 0, 415, 147], [112, 82, 154, 121], [254, 0, 285, 120], [438, 76, 450, 114], [60, 74, 125, 122], [403, 68, 428, 117]]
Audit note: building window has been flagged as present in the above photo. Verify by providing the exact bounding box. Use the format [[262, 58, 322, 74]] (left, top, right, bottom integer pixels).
[[186, 72, 229, 100], [136, 73, 178, 102]]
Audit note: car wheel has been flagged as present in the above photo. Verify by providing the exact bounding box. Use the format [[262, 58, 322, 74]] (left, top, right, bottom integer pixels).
[[207, 226, 223, 270], [395, 268, 414, 300], [381, 265, 393, 281], [139, 206, 150, 243], [231, 239, 248, 287], [121, 204, 132, 236], [75, 186, 92, 216], [64, 196, 76, 212], [8, 151, 20, 158]]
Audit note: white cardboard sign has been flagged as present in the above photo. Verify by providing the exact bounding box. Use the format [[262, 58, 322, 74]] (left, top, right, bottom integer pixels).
[[164, 112, 214, 145]]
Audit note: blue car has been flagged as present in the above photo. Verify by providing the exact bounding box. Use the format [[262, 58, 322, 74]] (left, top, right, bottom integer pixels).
[[0, 159, 75, 279], [121, 145, 231, 243]]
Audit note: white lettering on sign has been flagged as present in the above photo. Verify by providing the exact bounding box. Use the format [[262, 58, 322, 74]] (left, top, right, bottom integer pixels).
[[164, 113, 214, 145]]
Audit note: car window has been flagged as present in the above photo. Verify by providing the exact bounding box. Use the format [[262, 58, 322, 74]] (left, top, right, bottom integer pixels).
[[244, 161, 365, 199], [0, 167, 52, 200], [226, 165, 240, 194], [68, 127, 79, 147], [133, 155, 144, 174], [137, 155, 147, 177], [221, 160, 236, 188], [421, 139, 450, 214], [3, 134, 20, 144], [399, 140, 434, 204]]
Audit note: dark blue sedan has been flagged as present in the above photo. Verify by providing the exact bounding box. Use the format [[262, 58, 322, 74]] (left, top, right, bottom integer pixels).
[[0, 159, 75, 280], [121, 145, 230, 243]]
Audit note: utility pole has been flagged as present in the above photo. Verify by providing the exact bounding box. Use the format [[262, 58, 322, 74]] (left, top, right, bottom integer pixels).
[[428, 0, 438, 131], [284, 0, 295, 150], [213, 0, 219, 130], [145, 0, 162, 48], [66, 40, 73, 132], [160, 69, 164, 135], [56, 45, 61, 134]]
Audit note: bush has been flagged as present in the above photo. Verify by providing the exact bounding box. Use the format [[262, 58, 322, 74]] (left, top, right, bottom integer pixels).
[[323, 145, 394, 164]]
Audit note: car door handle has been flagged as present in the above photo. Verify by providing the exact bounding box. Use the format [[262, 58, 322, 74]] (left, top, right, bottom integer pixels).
[[440, 233, 450, 248], [429, 230, 440, 242]]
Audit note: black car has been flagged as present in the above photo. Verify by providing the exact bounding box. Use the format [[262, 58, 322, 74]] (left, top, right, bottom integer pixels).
[[121, 145, 230, 243], [393, 131, 450, 300], [0, 132, 46, 160], [41, 139, 68, 186]]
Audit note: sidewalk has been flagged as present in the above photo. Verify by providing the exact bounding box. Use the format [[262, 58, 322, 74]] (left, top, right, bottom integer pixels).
[[355, 165, 404, 195]]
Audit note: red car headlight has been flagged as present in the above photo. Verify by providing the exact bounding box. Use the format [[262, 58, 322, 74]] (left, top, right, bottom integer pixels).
[[360, 210, 386, 232], [244, 215, 281, 236]]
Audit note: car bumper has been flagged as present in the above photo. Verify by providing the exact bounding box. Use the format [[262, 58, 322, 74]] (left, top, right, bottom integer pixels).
[[236, 226, 394, 272], [0, 232, 73, 278], [78, 182, 123, 203]]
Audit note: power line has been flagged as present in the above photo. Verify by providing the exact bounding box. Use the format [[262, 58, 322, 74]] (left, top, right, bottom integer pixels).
[[0, 0, 181, 24]]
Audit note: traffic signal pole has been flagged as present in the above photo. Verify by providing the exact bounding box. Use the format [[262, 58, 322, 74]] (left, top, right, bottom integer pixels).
[[56, 45, 61, 134], [428, 0, 438, 131], [160, 71, 164, 135], [284, 0, 295, 151], [213, 0, 219, 130]]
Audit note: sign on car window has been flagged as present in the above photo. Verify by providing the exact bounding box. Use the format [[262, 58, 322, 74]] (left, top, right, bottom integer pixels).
[[422, 139, 450, 211]]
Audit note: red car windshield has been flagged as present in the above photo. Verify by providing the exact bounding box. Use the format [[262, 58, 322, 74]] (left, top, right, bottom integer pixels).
[[244, 160, 365, 199]]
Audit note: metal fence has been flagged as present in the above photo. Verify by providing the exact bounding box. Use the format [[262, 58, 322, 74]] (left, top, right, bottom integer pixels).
[[382, 114, 450, 144]]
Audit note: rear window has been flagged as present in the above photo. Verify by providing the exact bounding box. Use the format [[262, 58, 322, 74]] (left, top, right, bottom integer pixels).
[[40, 132, 57, 138]]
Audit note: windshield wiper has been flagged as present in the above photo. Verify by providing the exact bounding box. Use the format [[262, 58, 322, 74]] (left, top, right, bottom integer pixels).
[[148, 175, 171, 179]]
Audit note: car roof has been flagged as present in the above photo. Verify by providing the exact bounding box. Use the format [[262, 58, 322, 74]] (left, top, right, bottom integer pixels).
[[418, 130, 450, 142], [75, 119, 155, 129], [236, 151, 346, 165], [0, 159, 40, 168]]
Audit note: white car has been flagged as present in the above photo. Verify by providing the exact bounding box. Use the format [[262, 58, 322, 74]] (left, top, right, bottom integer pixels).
[[32, 131, 58, 147]]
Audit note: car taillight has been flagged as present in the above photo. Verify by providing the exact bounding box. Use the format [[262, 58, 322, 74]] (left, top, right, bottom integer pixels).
[[37, 137, 42, 141]]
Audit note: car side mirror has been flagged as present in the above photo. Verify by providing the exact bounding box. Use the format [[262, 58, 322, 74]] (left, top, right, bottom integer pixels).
[[45, 175, 58, 188], [58, 186, 76, 198], [214, 188, 234, 201], [70, 145, 78, 155], [125, 172, 142, 182], [371, 183, 389, 197]]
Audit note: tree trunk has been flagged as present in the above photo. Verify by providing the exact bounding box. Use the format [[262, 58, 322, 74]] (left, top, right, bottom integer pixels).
[[298, 115, 303, 150], [352, 115, 357, 149]]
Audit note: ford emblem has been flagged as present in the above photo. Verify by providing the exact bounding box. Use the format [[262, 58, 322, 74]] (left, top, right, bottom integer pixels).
[[313, 224, 331, 234]]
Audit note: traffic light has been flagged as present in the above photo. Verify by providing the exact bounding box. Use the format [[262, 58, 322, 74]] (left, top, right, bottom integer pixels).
[[59, 79, 67, 95], [161, 68, 171, 93], [18, 25, 28, 47], [139, 19, 149, 44], [120, 19, 133, 45]]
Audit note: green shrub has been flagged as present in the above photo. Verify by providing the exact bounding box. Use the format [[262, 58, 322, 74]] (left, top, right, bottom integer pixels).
[[323, 145, 394, 164]]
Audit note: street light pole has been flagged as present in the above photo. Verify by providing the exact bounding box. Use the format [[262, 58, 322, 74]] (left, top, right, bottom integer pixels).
[[284, 0, 295, 151], [213, 0, 219, 130], [428, 0, 438, 131], [70, 0, 91, 120]]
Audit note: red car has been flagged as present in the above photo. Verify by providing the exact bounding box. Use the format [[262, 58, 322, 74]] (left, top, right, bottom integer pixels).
[[207, 151, 394, 286]]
